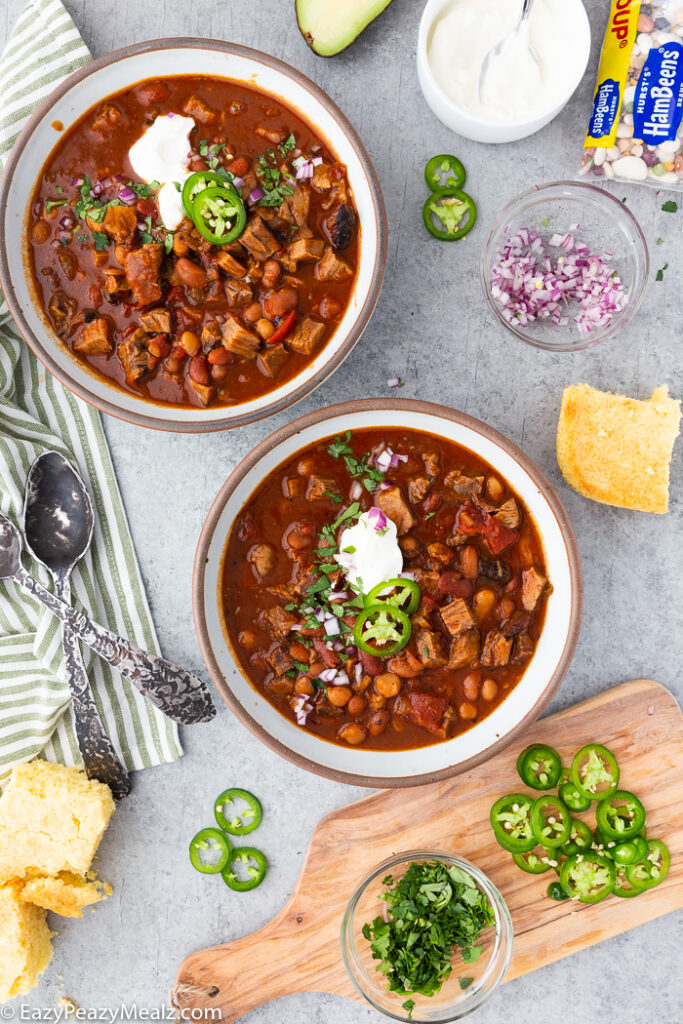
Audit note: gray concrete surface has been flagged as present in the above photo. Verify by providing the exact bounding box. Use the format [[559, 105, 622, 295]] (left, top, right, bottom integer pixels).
[[2, 0, 682, 1020]]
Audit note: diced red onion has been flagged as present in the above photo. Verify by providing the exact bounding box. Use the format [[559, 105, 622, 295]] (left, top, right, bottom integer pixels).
[[91, 181, 105, 197], [71, 176, 84, 187], [350, 480, 362, 500], [286, 622, 304, 632], [231, 175, 245, 188], [293, 694, 313, 725], [387, 376, 401, 388], [328, 590, 350, 602], [489, 226, 627, 335], [324, 617, 341, 637], [374, 448, 393, 473], [249, 188, 265, 204], [319, 667, 338, 683], [314, 607, 326, 622], [117, 186, 137, 205], [59, 213, 75, 229], [335, 671, 349, 687], [311, 156, 323, 166], [295, 161, 314, 181], [354, 662, 363, 684], [389, 453, 408, 468], [137, 220, 147, 231], [367, 506, 387, 532], [399, 570, 416, 581]]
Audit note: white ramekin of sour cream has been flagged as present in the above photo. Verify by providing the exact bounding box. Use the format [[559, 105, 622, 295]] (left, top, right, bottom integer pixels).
[[417, 0, 591, 144]]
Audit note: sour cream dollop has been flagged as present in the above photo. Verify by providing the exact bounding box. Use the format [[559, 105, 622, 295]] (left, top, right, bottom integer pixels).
[[334, 508, 403, 595], [128, 113, 194, 230]]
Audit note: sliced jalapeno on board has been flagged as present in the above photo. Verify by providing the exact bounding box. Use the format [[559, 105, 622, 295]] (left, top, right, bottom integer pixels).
[[571, 744, 619, 801], [595, 790, 646, 841], [189, 827, 231, 875], [512, 844, 557, 874], [625, 840, 670, 890], [423, 187, 477, 241], [424, 154, 467, 191], [366, 578, 422, 616], [613, 864, 642, 898], [561, 818, 593, 857], [558, 781, 591, 812], [560, 852, 616, 903], [612, 841, 641, 866], [531, 795, 572, 849], [517, 744, 562, 790], [490, 793, 536, 852], [214, 788, 263, 836], [353, 603, 411, 656], [547, 881, 569, 901], [221, 846, 268, 892]]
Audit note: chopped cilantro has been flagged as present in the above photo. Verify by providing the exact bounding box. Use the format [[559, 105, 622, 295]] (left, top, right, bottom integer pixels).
[[323, 492, 344, 504], [92, 232, 109, 251], [661, 200, 678, 213], [458, 977, 474, 991], [45, 199, 68, 211], [256, 148, 295, 207], [278, 132, 297, 159], [656, 237, 664, 245], [55, 185, 63, 194], [655, 263, 668, 282], [328, 432, 353, 459]]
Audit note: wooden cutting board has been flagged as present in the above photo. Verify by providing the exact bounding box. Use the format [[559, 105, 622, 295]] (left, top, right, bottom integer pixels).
[[174, 680, 683, 1020]]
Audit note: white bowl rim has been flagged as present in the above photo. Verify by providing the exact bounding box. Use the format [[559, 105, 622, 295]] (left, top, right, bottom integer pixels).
[[0, 37, 387, 433], [417, 0, 591, 130], [193, 398, 583, 788]]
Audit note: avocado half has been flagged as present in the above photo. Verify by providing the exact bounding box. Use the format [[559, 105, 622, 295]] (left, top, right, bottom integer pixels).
[[296, 0, 395, 57]]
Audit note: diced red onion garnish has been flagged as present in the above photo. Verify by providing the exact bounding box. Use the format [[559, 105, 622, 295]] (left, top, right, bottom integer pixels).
[[137, 220, 147, 231], [324, 617, 341, 637], [319, 667, 338, 683], [286, 622, 304, 632], [328, 590, 350, 602], [367, 506, 387, 532], [389, 453, 408, 469], [117, 186, 136, 205], [231, 176, 245, 189], [377, 481, 391, 491], [335, 671, 350, 687], [489, 226, 627, 335], [59, 213, 75, 229], [91, 181, 105, 197], [350, 480, 362, 500], [374, 448, 393, 473], [314, 607, 326, 622], [293, 694, 313, 725], [71, 177, 84, 187], [295, 161, 314, 181], [354, 662, 363, 684], [387, 376, 401, 388], [311, 156, 323, 166], [249, 188, 265, 204], [399, 570, 416, 581], [167, 112, 175, 118]]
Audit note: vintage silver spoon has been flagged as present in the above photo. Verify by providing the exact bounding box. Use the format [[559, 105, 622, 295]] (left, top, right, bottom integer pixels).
[[0, 510, 216, 725], [478, 0, 538, 102], [24, 452, 131, 800]]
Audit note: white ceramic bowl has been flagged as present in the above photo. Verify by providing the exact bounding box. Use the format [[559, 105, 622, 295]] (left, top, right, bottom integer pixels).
[[0, 39, 386, 433], [194, 399, 583, 788], [416, 0, 591, 144]]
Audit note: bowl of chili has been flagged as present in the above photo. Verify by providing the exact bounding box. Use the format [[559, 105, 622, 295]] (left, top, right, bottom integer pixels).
[[193, 399, 582, 787], [0, 39, 386, 432]]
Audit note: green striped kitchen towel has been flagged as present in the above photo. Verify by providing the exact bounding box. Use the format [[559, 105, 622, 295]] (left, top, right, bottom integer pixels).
[[0, 0, 182, 787]]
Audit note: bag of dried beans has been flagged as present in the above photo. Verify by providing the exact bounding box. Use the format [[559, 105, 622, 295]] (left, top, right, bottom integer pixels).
[[580, 0, 683, 188]]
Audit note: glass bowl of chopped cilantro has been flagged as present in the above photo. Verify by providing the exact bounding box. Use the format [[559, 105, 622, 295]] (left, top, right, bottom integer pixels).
[[341, 851, 512, 1021]]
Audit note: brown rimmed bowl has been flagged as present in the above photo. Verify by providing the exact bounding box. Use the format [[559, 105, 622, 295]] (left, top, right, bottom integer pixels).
[[0, 39, 386, 433], [193, 399, 583, 787]]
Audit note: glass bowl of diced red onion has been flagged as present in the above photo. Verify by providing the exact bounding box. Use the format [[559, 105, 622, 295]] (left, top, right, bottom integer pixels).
[[480, 181, 649, 351]]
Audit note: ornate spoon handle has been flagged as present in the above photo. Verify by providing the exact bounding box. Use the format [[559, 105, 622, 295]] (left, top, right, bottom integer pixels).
[[13, 564, 215, 725]]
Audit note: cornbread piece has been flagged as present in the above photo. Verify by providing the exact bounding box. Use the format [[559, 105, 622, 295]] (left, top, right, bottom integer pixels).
[[20, 872, 111, 920], [0, 883, 52, 1002], [0, 761, 115, 885], [557, 383, 681, 514]]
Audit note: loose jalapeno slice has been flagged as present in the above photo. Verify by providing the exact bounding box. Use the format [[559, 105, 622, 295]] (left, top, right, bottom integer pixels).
[[189, 827, 231, 875], [192, 185, 246, 245], [516, 744, 562, 790], [625, 840, 670, 891], [547, 881, 569, 901], [631, 834, 649, 863], [366, 578, 421, 616], [595, 790, 646, 841], [531, 795, 572, 849], [592, 826, 617, 859], [571, 744, 619, 802], [353, 603, 411, 656], [424, 154, 467, 191], [490, 793, 536, 852], [560, 852, 616, 904], [613, 864, 642, 898], [558, 781, 591, 812], [214, 788, 263, 836], [612, 841, 641, 866], [182, 170, 235, 218], [221, 846, 268, 892], [512, 843, 556, 874], [423, 187, 477, 241], [561, 818, 593, 857]]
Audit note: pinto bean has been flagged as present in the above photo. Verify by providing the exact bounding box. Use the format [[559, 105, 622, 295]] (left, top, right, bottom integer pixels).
[[347, 695, 366, 717], [173, 234, 190, 256], [265, 286, 297, 318], [243, 302, 262, 323], [486, 476, 504, 501], [295, 676, 314, 696], [498, 597, 516, 620], [261, 260, 281, 289], [438, 572, 474, 598], [319, 296, 342, 321], [289, 642, 310, 663], [238, 630, 256, 649], [208, 347, 231, 365], [482, 678, 499, 702], [256, 319, 275, 340], [135, 81, 170, 105], [339, 722, 367, 745], [375, 673, 401, 698], [459, 701, 478, 720], [327, 686, 352, 707], [461, 545, 479, 579], [31, 220, 50, 244], [367, 709, 390, 736], [179, 331, 201, 356], [211, 364, 230, 382], [189, 354, 210, 385], [367, 691, 387, 710], [462, 672, 481, 701], [176, 257, 208, 288], [473, 589, 496, 621]]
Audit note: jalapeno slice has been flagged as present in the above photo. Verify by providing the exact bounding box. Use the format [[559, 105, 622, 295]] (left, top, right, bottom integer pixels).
[[424, 154, 467, 191], [490, 793, 536, 853], [625, 839, 670, 890], [561, 818, 593, 857], [560, 852, 616, 903], [353, 603, 411, 656], [221, 846, 268, 892], [558, 781, 592, 813], [423, 187, 477, 241], [516, 744, 562, 790], [612, 840, 641, 866], [189, 827, 231, 875], [512, 843, 557, 874], [631, 834, 649, 863], [531, 795, 572, 849], [192, 185, 246, 245], [182, 170, 235, 218], [595, 790, 646, 841], [613, 864, 642, 898], [571, 744, 619, 802], [366, 578, 421, 615], [547, 881, 569, 901], [214, 788, 263, 836]]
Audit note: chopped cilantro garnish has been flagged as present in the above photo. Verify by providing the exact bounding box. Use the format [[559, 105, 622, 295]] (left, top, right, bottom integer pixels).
[[656, 237, 664, 245], [256, 148, 295, 207], [45, 199, 68, 211], [655, 263, 668, 282], [278, 132, 297, 159], [92, 232, 109, 251], [661, 200, 677, 213]]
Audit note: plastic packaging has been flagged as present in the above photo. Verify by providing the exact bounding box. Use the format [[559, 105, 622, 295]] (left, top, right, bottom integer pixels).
[[580, 0, 683, 190]]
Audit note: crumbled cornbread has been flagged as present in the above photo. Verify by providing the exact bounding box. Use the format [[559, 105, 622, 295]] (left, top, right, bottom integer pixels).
[[20, 871, 112, 919], [0, 882, 53, 1002], [0, 761, 115, 884]]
